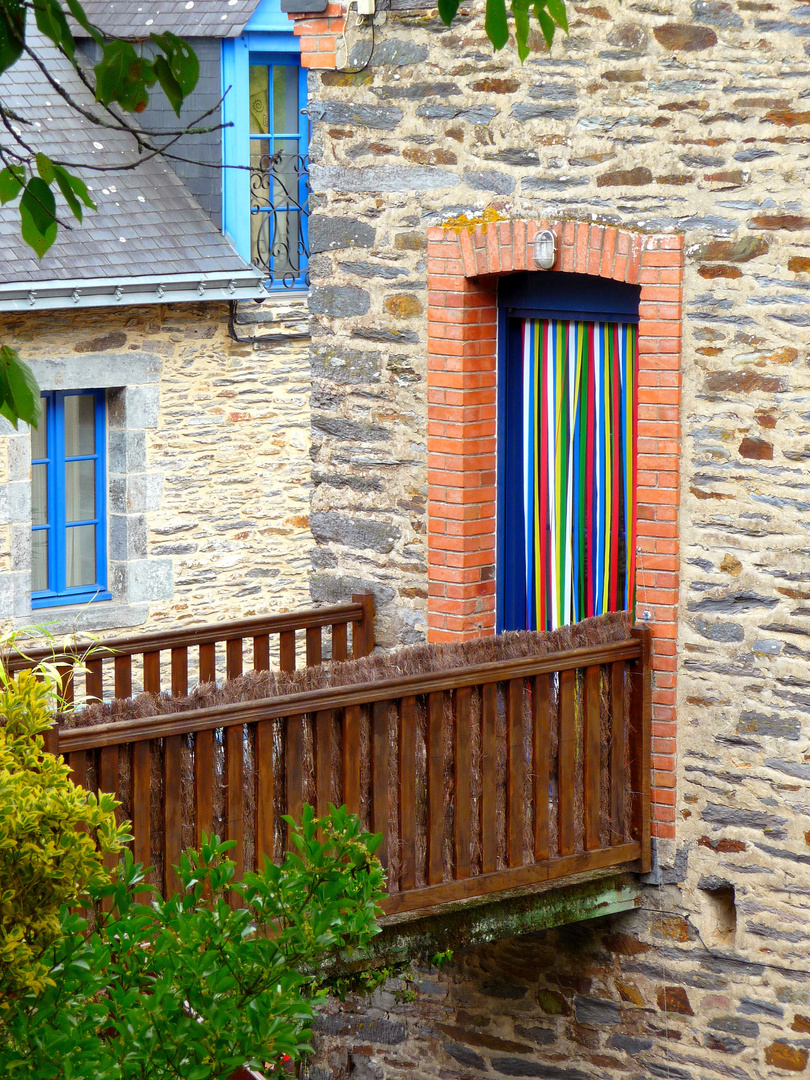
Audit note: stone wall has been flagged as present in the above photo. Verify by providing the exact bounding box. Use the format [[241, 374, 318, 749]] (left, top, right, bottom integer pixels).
[[0, 298, 312, 638], [310, 891, 810, 1079], [305, 0, 810, 1073]]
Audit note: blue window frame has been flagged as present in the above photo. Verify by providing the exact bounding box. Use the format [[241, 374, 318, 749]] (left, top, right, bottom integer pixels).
[[222, 30, 309, 290], [31, 390, 110, 609]]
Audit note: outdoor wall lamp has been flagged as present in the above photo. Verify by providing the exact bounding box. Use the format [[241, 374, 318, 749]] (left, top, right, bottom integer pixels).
[[533, 228, 557, 270]]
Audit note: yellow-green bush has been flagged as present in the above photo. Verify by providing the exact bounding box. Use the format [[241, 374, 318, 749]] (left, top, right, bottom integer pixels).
[[0, 670, 127, 1001]]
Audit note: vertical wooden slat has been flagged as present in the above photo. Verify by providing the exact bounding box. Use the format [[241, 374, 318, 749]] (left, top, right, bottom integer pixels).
[[279, 630, 296, 673], [199, 642, 216, 684], [371, 700, 389, 872], [342, 704, 361, 817], [399, 696, 416, 892], [143, 650, 160, 694], [629, 625, 652, 873], [132, 740, 152, 873], [454, 687, 472, 880], [99, 744, 119, 797], [331, 622, 348, 662], [253, 635, 270, 673], [194, 729, 214, 847], [67, 750, 88, 789], [352, 593, 375, 658], [506, 678, 524, 868], [314, 709, 333, 819], [99, 743, 120, 910], [226, 726, 245, 890], [306, 626, 322, 668], [426, 691, 444, 885], [480, 682, 498, 875], [226, 639, 243, 680], [583, 665, 601, 851], [286, 716, 304, 843], [610, 660, 626, 844], [164, 734, 183, 895], [171, 647, 188, 697], [42, 722, 59, 759], [255, 720, 274, 866], [114, 654, 132, 699], [558, 669, 576, 858], [532, 674, 550, 863], [86, 658, 103, 702]]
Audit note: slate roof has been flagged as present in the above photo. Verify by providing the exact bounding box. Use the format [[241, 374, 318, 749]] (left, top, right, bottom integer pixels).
[[74, 1, 262, 39], [0, 34, 251, 286]]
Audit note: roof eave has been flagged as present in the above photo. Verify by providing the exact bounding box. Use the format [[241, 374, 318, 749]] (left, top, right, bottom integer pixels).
[[0, 269, 270, 312]]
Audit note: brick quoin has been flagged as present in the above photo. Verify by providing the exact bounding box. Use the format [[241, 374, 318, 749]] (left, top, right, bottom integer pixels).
[[287, 4, 344, 69], [426, 219, 683, 841]]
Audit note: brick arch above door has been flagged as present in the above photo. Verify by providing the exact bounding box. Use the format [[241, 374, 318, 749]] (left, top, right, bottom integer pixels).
[[425, 219, 683, 842]]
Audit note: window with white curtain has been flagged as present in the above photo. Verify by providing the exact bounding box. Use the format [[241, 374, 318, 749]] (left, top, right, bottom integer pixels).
[[31, 389, 110, 608]]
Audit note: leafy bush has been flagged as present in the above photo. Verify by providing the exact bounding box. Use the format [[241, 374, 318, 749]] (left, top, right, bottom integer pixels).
[[1, 807, 385, 1079], [0, 669, 126, 1002]]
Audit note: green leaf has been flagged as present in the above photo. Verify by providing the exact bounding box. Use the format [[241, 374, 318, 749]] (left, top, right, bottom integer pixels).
[[0, 166, 24, 204], [151, 31, 199, 96], [0, 346, 42, 430], [34, 0, 75, 62], [544, 0, 568, 31], [20, 177, 57, 257], [94, 41, 148, 111], [152, 54, 183, 116], [534, 3, 558, 46], [485, 0, 510, 50], [512, 0, 531, 61], [52, 165, 95, 222], [0, 0, 24, 76], [35, 154, 55, 185], [436, 0, 461, 27]]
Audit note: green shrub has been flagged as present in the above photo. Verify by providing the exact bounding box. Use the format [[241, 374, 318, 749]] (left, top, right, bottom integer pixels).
[[1, 808, 385, 1079], [0, 669, 126, 1002]]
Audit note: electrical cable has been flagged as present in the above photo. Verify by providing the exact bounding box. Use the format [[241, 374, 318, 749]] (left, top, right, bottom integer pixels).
[[338, 0, 376, 74]]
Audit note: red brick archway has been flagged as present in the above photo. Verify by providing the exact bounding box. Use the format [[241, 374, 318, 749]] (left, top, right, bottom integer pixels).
[[426, 218, 682, 842]]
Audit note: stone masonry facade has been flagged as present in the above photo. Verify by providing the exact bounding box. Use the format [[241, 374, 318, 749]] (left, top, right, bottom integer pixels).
[[0, 299, 312, 638], [302, 0, 810, 1076]]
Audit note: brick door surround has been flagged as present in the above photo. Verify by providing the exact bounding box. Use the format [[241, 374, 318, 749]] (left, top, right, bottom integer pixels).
[[426, 218, 682, 841]]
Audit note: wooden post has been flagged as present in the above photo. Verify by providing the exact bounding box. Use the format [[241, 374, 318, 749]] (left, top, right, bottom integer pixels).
[[352, 593, 375, 658], [629, 624, 652, 874], [42, 722, 59, 759]]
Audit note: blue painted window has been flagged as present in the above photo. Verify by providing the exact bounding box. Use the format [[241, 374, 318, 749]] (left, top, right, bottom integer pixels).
[[31, 390, 110, 609], [222, 31, 309, 289]]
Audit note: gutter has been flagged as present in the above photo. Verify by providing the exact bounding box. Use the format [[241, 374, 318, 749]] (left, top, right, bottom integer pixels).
[[0, 269, 269, 312]]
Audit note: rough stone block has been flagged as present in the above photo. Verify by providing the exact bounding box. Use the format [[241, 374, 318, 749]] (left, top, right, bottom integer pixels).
[[125, 558, 174, 603], [310, 510, 400, 553], [309, 285, 371, 318]]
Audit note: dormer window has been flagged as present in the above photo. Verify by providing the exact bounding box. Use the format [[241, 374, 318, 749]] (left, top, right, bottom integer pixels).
[[223, 29, 309, 290]]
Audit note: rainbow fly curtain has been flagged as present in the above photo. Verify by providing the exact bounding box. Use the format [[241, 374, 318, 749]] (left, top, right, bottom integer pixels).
[[522, 319, 637, 631]]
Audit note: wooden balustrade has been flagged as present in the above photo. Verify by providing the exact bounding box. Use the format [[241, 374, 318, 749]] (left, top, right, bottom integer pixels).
[[46, 625, 651, 914], [4, 594, 375, 707]]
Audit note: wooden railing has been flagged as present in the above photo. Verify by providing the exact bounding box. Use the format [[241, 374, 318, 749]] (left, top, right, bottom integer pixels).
[[6, 594, 375, 707], [45, 624, 651, 914]]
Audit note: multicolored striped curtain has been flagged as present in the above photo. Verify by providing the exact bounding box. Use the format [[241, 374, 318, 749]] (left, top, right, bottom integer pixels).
[[522, 319, 637, 631]]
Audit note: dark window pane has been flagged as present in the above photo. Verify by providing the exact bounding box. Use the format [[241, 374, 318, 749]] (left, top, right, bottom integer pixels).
[[64, 394, 95, 457], [65, 460, 96, 523], [32, 463, 48, 526], [31, 531, 48, 592], [31, 398, 47, 460], [66, 524, 96, 588]]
